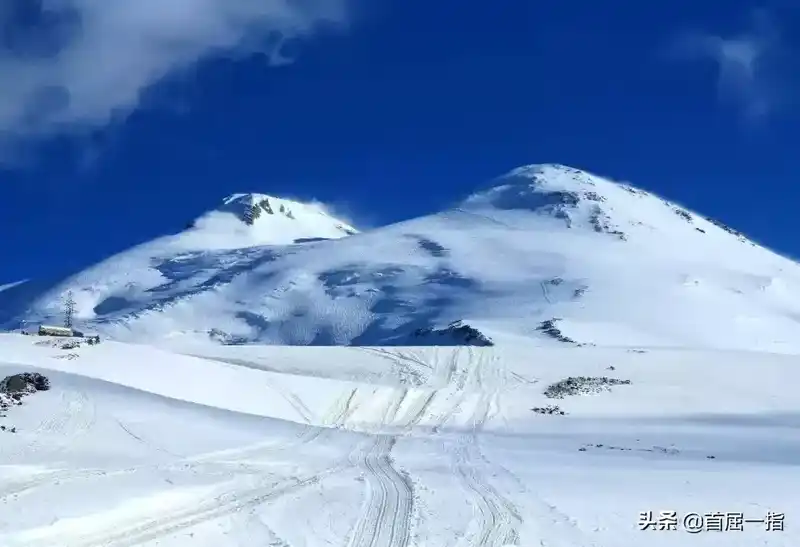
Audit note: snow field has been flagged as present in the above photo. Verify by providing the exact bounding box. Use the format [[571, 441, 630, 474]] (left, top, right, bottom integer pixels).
[[0, 333, 798, 546]]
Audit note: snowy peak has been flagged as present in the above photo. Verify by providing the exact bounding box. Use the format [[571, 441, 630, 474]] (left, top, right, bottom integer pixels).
[[220, 193, 299, 224], [460, 164, 605, 211], [219, 193, 319, 226], [188, 193, 358, 247], [459, 163, 756, 246]]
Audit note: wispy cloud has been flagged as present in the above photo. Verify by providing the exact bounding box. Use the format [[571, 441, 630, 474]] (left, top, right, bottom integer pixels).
[[668, 11, 786, 121], [0, 0, 348, 156]]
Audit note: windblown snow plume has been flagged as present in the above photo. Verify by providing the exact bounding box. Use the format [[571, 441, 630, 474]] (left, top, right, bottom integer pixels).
[[0, 0, 348, 148]]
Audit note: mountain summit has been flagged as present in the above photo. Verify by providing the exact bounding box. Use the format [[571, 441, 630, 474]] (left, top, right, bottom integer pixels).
[[188, 193, 357, 247], [5, 164, 800, 352]]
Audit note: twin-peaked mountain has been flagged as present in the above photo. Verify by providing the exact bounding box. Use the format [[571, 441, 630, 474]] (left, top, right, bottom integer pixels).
[[4, 164, 800, 353]]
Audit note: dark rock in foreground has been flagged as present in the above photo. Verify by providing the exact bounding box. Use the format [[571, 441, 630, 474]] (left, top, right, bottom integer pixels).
[[1, 373, 51, 394], [532, 404, 566, 415], [1, 373, 51, 425], [544, 376, 631, 399]]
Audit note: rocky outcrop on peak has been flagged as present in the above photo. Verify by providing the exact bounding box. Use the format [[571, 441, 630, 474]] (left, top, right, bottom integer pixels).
[[242, 196, 296, 225], [412, 320, 494, 346], [704, 215, 755, 246], [672, 207, 693, 223], [588, 207, 627, 240]]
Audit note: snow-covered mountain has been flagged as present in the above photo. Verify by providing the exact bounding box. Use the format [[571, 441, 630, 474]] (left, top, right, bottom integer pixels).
[[5, 163, 800, 352], [2, 166, 800, 547]]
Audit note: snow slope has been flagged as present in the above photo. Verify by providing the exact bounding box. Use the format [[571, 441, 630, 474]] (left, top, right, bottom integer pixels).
[[5, 163, 800, 352], [0, 333, 797, 546]]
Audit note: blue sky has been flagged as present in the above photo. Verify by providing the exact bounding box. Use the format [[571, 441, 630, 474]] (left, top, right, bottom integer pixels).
[[0, 0, 799, 281]]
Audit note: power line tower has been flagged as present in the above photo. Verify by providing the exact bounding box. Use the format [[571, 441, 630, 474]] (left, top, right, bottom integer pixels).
[[64, 291, 76, 329]]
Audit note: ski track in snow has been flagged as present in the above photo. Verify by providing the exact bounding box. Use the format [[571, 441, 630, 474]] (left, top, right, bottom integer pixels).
[[452, 435, 522, 547], [3, 335, 798, 547], [10, 470, 341, 547], [0, 344, 529, 547], [449, 347, 524, 547], [347, 436, 414, 547]]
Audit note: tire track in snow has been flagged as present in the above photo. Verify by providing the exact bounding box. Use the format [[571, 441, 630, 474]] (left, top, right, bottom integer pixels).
[[0, 468, 113, 500], [187, 386, 359, 465], [7, 467, 345, 547], [0, 387, 98, 467], [449, 347, 523, 546], [347, 435, 413, 547], [396, 390, 437, 430], [25, 389, 96, 451], [356, 348, 432, 387], [452, 435, 522, 547]]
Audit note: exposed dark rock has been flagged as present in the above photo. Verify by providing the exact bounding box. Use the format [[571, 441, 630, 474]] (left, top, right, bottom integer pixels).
[[412, 320, 494, 346], [240, 198, 281, 225], [673, 208, 693, 223], [620, 184, 645, 197], [704, 215, 752, 245], [589, 207, 627, 240], [544, 376, 631, 399], [1, 373, 50, 393], [242, 203, 260, 225], [578, 442, 679, 456], [1, 373, 50, 432], [532, 404, 566, 415], [583, 191, 606, 202], [259, 198, 274, 215], [550, 190, 580, 207], [60, 339, 82, 350], [208, 328, 249, 346], [536, 319, 577, 344]]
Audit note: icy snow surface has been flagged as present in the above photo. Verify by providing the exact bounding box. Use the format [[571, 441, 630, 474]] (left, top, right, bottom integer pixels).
[[1, 164, 799, 545]]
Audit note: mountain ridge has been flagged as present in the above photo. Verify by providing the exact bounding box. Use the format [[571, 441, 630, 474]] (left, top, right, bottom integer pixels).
[[4, 163, 800, 353]]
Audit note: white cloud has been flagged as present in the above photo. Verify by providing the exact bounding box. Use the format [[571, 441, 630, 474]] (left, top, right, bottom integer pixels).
[[669, 11, 784, 121], [0, 0, 348, 152]]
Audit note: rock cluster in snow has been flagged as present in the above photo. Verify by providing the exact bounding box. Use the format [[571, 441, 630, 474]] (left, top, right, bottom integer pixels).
[[532, 404, 566, 415], [0, 372, 51, 432], [544, 376, 631, 399], [35, 337, 82, 350], [578, 443, 682, 456], [536, 319, 577, 344]]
